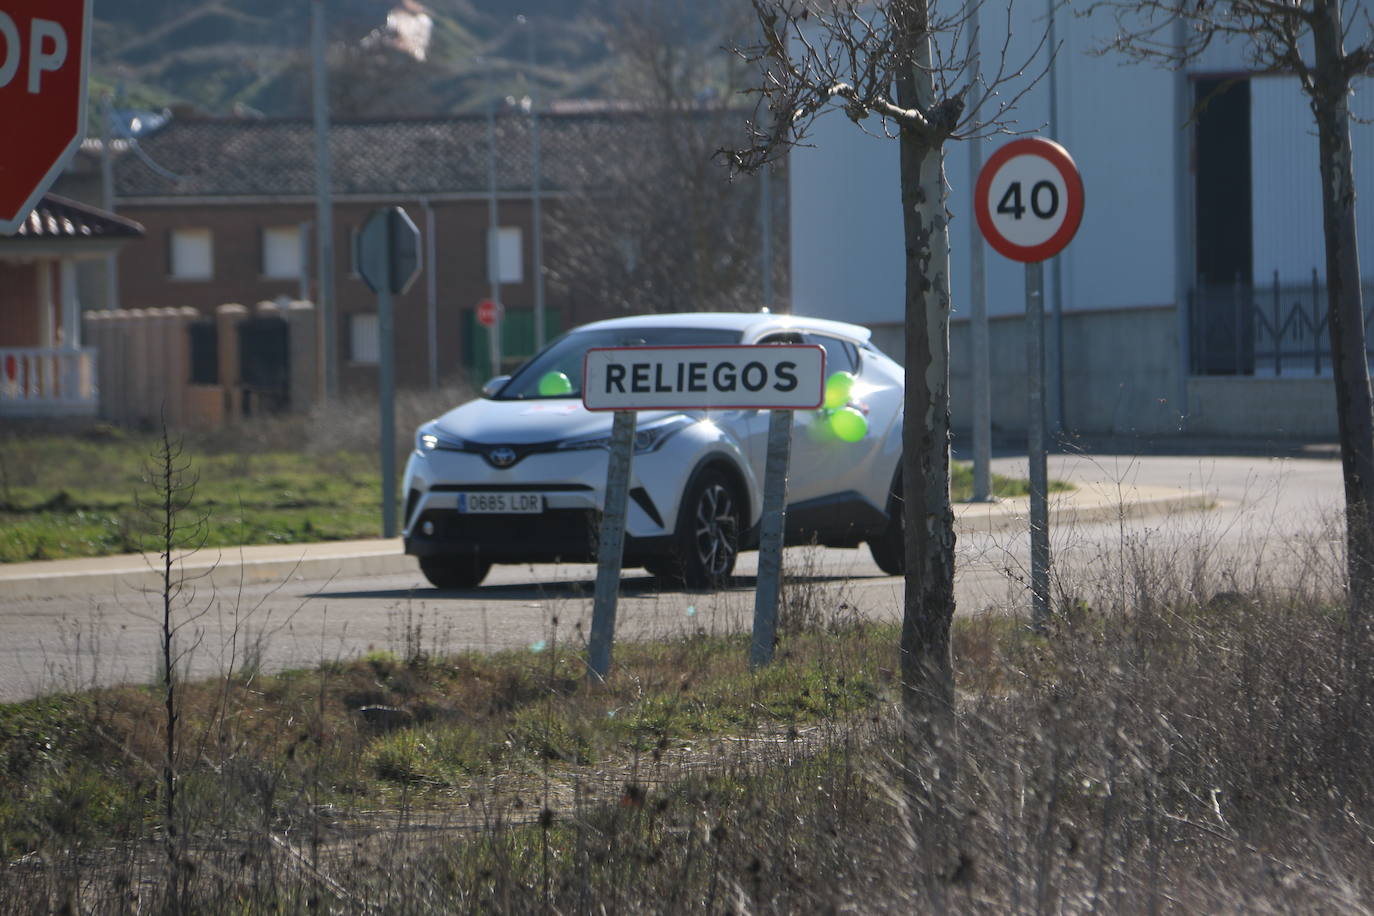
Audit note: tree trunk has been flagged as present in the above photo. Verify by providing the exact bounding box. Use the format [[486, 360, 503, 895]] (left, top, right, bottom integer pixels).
[[1311, 0, 1374, 646], [895, 7, 959, 868]]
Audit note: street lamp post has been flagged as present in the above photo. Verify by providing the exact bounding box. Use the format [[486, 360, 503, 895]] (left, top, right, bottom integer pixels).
[[518, 14, 547, 350]]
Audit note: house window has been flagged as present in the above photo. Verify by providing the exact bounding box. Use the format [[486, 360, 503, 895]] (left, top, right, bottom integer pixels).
[[169, 228, 213, 279], [488, 226, 523, 284], [350, 313, 379, 364], [262, 225, 304, 280]]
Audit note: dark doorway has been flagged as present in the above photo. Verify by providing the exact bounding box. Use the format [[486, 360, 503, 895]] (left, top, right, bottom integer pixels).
[[188, 320, 218, 386], [238, 316, 290, 414], [1192, 77, 1254, 374]]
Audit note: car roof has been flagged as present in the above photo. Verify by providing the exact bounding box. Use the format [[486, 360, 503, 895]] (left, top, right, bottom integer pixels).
[[570, 311, 874, 345]]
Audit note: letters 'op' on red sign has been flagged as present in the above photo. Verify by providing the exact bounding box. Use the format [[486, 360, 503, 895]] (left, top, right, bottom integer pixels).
[[0, 0, 91, 233]]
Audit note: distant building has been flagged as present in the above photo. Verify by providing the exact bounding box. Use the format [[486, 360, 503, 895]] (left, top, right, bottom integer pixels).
[[790, 9, 1374, 440], [106, 114, 578, 393], [86, 109, 774, 397]]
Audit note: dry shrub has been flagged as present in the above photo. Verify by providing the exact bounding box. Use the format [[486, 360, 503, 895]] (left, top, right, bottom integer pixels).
[[188, 382, 476, 459], [6, 489, 1374, 912]]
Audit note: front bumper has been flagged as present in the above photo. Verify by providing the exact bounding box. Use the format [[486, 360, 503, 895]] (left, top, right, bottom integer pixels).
[[404, 504, 674, 563], [402, 447, 684, 564]]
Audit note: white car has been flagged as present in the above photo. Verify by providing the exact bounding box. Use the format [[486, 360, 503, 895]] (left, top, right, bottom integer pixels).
[[402, 311, 906, 589]]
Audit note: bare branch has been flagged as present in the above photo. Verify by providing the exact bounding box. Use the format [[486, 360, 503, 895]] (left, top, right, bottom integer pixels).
[[725, 0, 1052, 173]]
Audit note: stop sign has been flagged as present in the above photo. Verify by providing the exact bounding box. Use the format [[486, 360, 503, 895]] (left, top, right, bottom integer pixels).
[[476, 298, 502, 328], [0, 0, 91, 234]]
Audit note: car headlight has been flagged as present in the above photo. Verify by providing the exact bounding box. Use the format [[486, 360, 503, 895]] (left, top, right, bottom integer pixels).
[[556, 415, 695, 454], [415, 424, 466, 452]]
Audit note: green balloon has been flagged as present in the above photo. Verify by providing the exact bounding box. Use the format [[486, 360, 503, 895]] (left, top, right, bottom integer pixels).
[[824, 371, 856, 409], [538, 371, 573, 396], [830, 405, 868, 443]]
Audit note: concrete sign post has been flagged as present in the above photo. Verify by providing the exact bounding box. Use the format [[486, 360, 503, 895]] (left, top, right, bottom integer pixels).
[[582, 344, 825, 680], [975, 138, 1084, 628], [0, 0, 91, 233], [357, 206, 422, 538]]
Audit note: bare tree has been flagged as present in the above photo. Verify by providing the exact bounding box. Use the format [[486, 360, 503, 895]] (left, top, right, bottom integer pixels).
[[545, 0, 783, 316], [1091, 0, 1374, 650], [725, 0, 1045, 870]]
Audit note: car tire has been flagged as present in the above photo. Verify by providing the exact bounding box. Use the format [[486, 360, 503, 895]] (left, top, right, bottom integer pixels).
[[868, 477, 904, 576], [418, 554, 492, 589], [662, 468, 741, 588]]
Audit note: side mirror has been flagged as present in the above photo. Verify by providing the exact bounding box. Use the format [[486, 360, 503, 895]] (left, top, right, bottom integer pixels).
[[482, 375, 511, 397]]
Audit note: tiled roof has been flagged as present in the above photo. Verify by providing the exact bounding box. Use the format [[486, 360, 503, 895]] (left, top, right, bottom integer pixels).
[[6, 194, 145, 240], [113, 111, 744, 199]]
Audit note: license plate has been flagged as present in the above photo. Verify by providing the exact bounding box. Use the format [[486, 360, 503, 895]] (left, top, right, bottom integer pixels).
[[458, 492, 543, 514]]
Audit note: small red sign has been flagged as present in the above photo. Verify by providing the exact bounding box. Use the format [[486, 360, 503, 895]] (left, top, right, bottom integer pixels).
[[476, 298, 502, 328], [0, 0, 91, 233]]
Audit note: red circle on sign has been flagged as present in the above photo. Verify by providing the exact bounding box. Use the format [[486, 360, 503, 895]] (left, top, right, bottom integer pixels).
[[974, 138, 1084, 263], [476, 299, 501, 327]]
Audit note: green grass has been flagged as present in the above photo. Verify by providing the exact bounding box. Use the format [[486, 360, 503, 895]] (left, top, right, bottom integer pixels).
[[950, 460, 1073, 501], [0, 622, 903, 859], [0, 427, 1068, 563], [0, 430, 382, 562]]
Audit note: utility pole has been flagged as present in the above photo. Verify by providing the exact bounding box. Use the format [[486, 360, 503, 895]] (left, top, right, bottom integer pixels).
[[1046, 0, 1065, 435], [101, 94, 119, 310], [519, 15, 547, 349], [760, 159, 774, 311], [312, 0, 338, 398], [484, 61, 503, 377], [966, 0, 992, 501]]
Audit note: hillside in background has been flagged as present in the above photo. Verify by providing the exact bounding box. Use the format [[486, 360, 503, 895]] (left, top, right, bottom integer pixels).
[[90, 0, 749, 118]]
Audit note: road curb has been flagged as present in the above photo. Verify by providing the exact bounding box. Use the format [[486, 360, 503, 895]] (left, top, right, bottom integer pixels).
[[956, 489, 1213, 535], [0, 545, 415, 602], [0, 490, 1211, 601]]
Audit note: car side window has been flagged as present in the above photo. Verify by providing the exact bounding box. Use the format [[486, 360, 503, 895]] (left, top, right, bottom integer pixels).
[[804, 334, 859, 375]]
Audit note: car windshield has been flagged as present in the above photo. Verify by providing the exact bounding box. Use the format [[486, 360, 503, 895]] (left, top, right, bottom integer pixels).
[[493, 325, 743, 400]]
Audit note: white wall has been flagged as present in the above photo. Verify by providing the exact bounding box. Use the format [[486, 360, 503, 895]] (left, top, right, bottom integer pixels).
[[790, 2, 1182, 327], [1251, 75, 1374, 286], [788, 108, 902, 326]]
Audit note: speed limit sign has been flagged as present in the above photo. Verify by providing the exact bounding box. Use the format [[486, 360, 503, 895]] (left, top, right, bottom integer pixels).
[[972, 136, 1084, 631], [974, 137, 1084, 263]]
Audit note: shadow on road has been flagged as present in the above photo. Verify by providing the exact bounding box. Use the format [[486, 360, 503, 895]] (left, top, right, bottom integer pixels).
[[309, 572, 881, 602]]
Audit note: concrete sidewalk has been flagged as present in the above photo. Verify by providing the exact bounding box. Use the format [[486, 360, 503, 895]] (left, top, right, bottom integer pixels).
[[0, 483, 1211, 601]]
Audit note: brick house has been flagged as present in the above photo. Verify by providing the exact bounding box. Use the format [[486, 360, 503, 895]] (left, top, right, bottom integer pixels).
[[0, 195, 144, 417], [107, 112, 730, 395]]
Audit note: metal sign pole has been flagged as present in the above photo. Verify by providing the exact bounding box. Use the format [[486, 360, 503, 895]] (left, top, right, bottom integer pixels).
[[750, 409, 793, 668], [1025, 260, 1051, 627], [358, 206, 419, 539], [378, 278, 397, 538], [587, 410, 637, 682]]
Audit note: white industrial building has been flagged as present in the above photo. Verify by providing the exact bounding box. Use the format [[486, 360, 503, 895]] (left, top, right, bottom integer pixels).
[[789, 5, 1374, 439]]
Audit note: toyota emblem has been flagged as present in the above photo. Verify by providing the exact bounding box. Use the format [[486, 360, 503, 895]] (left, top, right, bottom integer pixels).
[[488, 447, 517, 468]]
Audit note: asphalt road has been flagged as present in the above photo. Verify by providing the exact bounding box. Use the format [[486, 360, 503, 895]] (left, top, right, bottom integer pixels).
[[0, 453, 1346, 703]]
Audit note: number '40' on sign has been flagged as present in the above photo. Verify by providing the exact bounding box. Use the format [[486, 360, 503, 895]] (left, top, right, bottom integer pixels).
[[996, 180, 1060, 220], [974, 137, 1084, 264]]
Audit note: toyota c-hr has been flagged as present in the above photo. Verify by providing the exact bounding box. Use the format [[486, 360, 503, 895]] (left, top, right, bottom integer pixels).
[[402, 311, 905, 588]]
